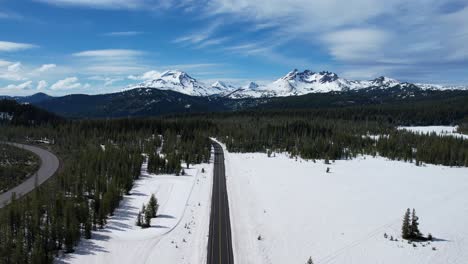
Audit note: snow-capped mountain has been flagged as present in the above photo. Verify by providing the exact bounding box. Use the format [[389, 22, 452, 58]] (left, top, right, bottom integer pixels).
[[415, 83, 468, 91], [125, 69, 468, 98], [235, 70, 406, 97], [126, 70, 219, 97]]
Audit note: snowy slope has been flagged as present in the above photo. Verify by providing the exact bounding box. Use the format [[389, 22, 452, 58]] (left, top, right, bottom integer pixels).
[[416, 83, 468, 91], [126, 70, 219, 96], [256, 70, 406, 97], [218, 142, 468, 264], [398, 126, 468, 139], [57, 154, 213, 264]]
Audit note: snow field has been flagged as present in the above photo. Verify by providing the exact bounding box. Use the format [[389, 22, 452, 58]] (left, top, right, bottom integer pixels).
[[57, 153, 213, 264], [398, 126, 468, 139], [221, 142, 468, 264]]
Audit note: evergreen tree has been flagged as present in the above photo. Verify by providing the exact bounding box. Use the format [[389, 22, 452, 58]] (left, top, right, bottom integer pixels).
[[147, 194, 158, 218], [410, 208, 421, 238], [84, 217, 92, 239], [402, 208, 411, 239], [136, 212, 142, 227], [307, 256, 314, 264], [144, 205, 152, 228]]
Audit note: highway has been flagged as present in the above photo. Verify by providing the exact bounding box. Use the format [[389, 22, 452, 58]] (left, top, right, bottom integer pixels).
[[0, 142, 59, 208], [207, 141, 234, 264]]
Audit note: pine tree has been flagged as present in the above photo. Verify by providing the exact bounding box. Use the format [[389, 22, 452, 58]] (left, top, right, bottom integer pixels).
[[410, 208, 421, 238], [141, 204, 148, 228], [402, 208, 411, 239], [84, 217, 92, 239], [148, 194, 158, 218], [136, 212, 142, 227], [144, 205, 152, 228], [307, 256, 314, 264]]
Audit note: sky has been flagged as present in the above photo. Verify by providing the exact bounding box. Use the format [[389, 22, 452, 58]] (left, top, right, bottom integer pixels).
[[1, 0, 468, 96]]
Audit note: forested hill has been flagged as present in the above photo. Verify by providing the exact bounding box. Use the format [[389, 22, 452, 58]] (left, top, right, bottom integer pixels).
[[0, 99, 63, 126], [34, 88, 239, 118], [25, 87, 468, 122]]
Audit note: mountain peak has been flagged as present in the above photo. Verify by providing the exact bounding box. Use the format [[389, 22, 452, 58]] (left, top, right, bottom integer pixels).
[[370, 76, 399, 86], [245, 82, 259, 89], [281, 69, 300, 80], [126, 69, 217, 96], [211, 81, 228, 88]]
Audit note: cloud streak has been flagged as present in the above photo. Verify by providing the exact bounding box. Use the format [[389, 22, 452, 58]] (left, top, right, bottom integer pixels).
[[50, 76, 83, 90], [73, 49, 143, 57], [102, 31, 144, 37], [0, 41, 37, 52]]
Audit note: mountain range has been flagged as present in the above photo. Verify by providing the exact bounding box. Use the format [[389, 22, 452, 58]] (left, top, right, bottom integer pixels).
[[2, 69, 468, 119], [126, 69, 468, 98]]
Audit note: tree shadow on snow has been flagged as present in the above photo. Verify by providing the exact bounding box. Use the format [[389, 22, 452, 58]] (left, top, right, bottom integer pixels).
[[156, 214, 175, 219], [55, 233, 111, 264], [128, 191, 147, 196], [431, 237, 451, 242], [150, 225, 170, 229]]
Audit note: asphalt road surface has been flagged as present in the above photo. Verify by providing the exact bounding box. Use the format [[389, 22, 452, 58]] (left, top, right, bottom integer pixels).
[[0, 142, 59, 208], [207, 141, 234, 264]]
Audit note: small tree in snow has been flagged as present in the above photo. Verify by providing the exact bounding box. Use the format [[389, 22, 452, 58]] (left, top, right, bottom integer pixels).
[[402, 208, 411, 239], [148, 194, 159, 218], [410, 209, 421, 238], [144, 205, 152, 228], [307, 257, 314, 264], [136, 211, 142, 227]]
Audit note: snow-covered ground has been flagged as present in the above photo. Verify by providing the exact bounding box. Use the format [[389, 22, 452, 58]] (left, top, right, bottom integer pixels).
[[57, 155, 213, 264], [398, 126, 468, 139], [221, 143, 468, 263]]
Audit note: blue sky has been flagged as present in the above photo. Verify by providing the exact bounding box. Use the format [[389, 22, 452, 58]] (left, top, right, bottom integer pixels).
[[1, 0, 468, 95]]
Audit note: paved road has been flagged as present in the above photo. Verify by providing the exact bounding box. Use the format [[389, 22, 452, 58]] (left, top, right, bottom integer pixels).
[[207, 141, 234, 264], [0, 142, 59, 208]]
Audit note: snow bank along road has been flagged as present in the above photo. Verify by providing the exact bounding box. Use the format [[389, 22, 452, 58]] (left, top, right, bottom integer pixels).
[[58, 153, 214, 264], [0, 142, 59, 208], [222, 143, 468, 263], [207, 141, 234, 264]]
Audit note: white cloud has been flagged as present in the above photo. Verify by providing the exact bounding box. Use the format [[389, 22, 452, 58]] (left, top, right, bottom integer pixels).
[[0, 41, 37, 52], [103, 31, 143, 36], [37, 80, 48, 90], [86, 65, 144, 74], [1, 80, 33, 90], [128, 70, 161, 80], [174, 21, 222, 46], [34, 0, 150, 9], [0, 62, 26, 81], [322, 28, 390, 62], [72, 49, 146, 75], [89, 76, 123, 86], [73, 49, 143, 57], [0, 59, 13, 67], [50, 77, 82, 90], [7, 62, 22, 73], [36, 64, 57, 72]]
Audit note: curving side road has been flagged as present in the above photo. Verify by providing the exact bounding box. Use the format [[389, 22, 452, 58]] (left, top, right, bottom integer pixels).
[[0, 142, 59, 208]]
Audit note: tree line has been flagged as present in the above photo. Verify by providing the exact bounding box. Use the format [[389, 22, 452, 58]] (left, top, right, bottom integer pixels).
[[0, 104, 466, 263]]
